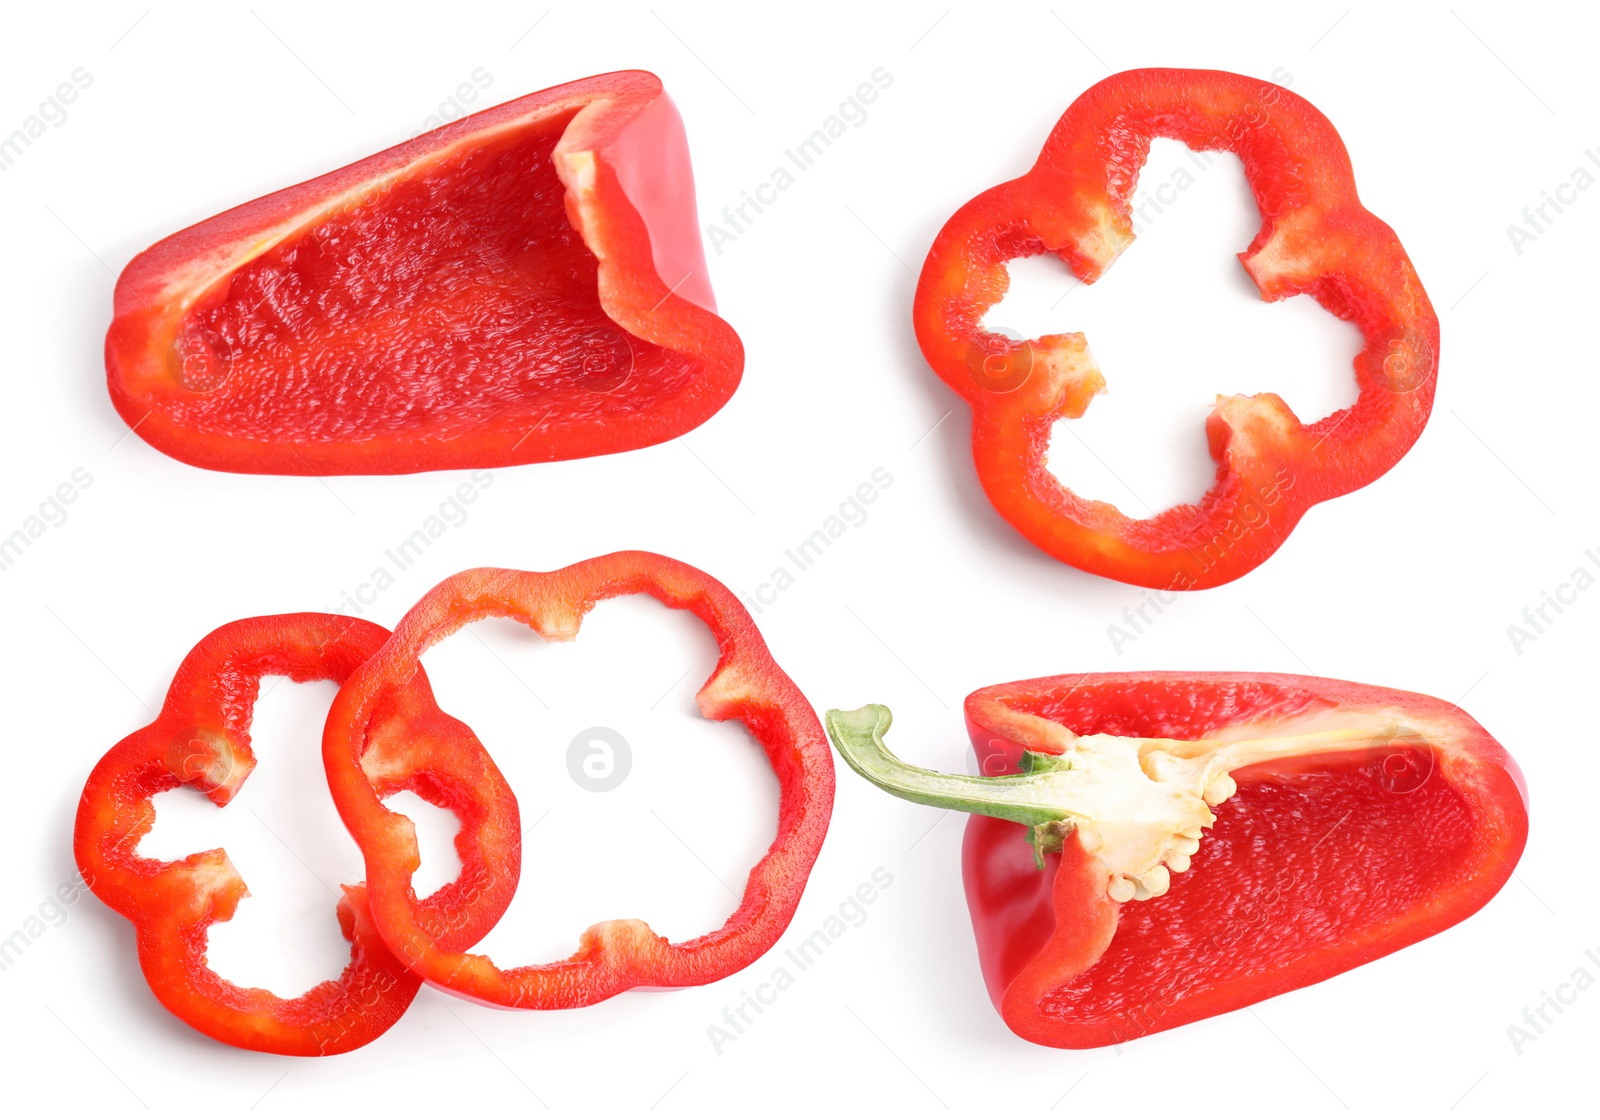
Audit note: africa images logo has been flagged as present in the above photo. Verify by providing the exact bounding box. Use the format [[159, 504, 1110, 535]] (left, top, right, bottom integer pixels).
[[0, 68, 92, 173], [704, 69, 894, 254]]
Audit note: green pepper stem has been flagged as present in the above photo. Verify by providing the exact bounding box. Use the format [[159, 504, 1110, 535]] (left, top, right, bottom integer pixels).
[[824, 704, 1071, 829]]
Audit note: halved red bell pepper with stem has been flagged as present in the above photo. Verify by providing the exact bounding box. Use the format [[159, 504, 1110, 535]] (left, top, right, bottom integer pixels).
[[826, 673, 1526, 1047], [107, 70, 741, 475], [323, 551, 835, 1008], [914, 68, 1439, 588], [73, 614, 520, 1056]]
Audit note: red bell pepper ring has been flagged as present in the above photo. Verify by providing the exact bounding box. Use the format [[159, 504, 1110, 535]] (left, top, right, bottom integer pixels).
[[914, 68, 1439, 589], [323, 552, 835, 1008], [73, 614, 520, 1055], [106, 70, 741, 475], [827, 673, 1526, 1047]]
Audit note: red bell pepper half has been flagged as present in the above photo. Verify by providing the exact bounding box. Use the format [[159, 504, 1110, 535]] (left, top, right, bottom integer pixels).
[[323, 552, 835, 1008], [106, 70, 741, 475], [826, 673, 1526, 1047], [913, 68, 1439, 588], [73, 614, 520, 1055]]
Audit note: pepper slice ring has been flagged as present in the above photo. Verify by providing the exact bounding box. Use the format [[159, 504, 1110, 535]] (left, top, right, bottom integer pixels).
[[914, 68, 1440, 589], [72, 613, 518, 1055], [323, 551, 835, 1008]]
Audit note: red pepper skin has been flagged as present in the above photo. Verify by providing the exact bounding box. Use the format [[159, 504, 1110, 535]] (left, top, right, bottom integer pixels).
[[72, 614, 519, 1055], [106, 70, 741, 475], [961, 673, 1527, 1048], [914, 69, 1438, 588], [323, 552, 835, 1008]]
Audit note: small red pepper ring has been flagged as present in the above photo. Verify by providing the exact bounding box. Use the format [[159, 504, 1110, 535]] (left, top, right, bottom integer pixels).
[[106, 70, 741, 475], [828, 673, 1526, 1047], [914, 68, 1439, 589], [73, 614, 520, 1056], [323, 552, 835, 1008]]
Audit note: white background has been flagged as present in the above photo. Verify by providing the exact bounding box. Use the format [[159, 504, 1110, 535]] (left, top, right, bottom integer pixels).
[[1, 2, 1593, 1115]]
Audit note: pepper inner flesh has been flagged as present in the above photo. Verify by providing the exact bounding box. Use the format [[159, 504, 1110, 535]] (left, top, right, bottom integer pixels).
[[825, 704, 1444, 901], [166, 109, 697, 443]]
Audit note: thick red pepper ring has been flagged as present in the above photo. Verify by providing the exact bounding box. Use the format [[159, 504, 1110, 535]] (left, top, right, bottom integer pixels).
[[106, 70, 741, 475], [827, 673, 1526, 1047], [324, 552, 835, 1008], [73, 614, 519, 1055], [914, 68, 1439, 589]]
